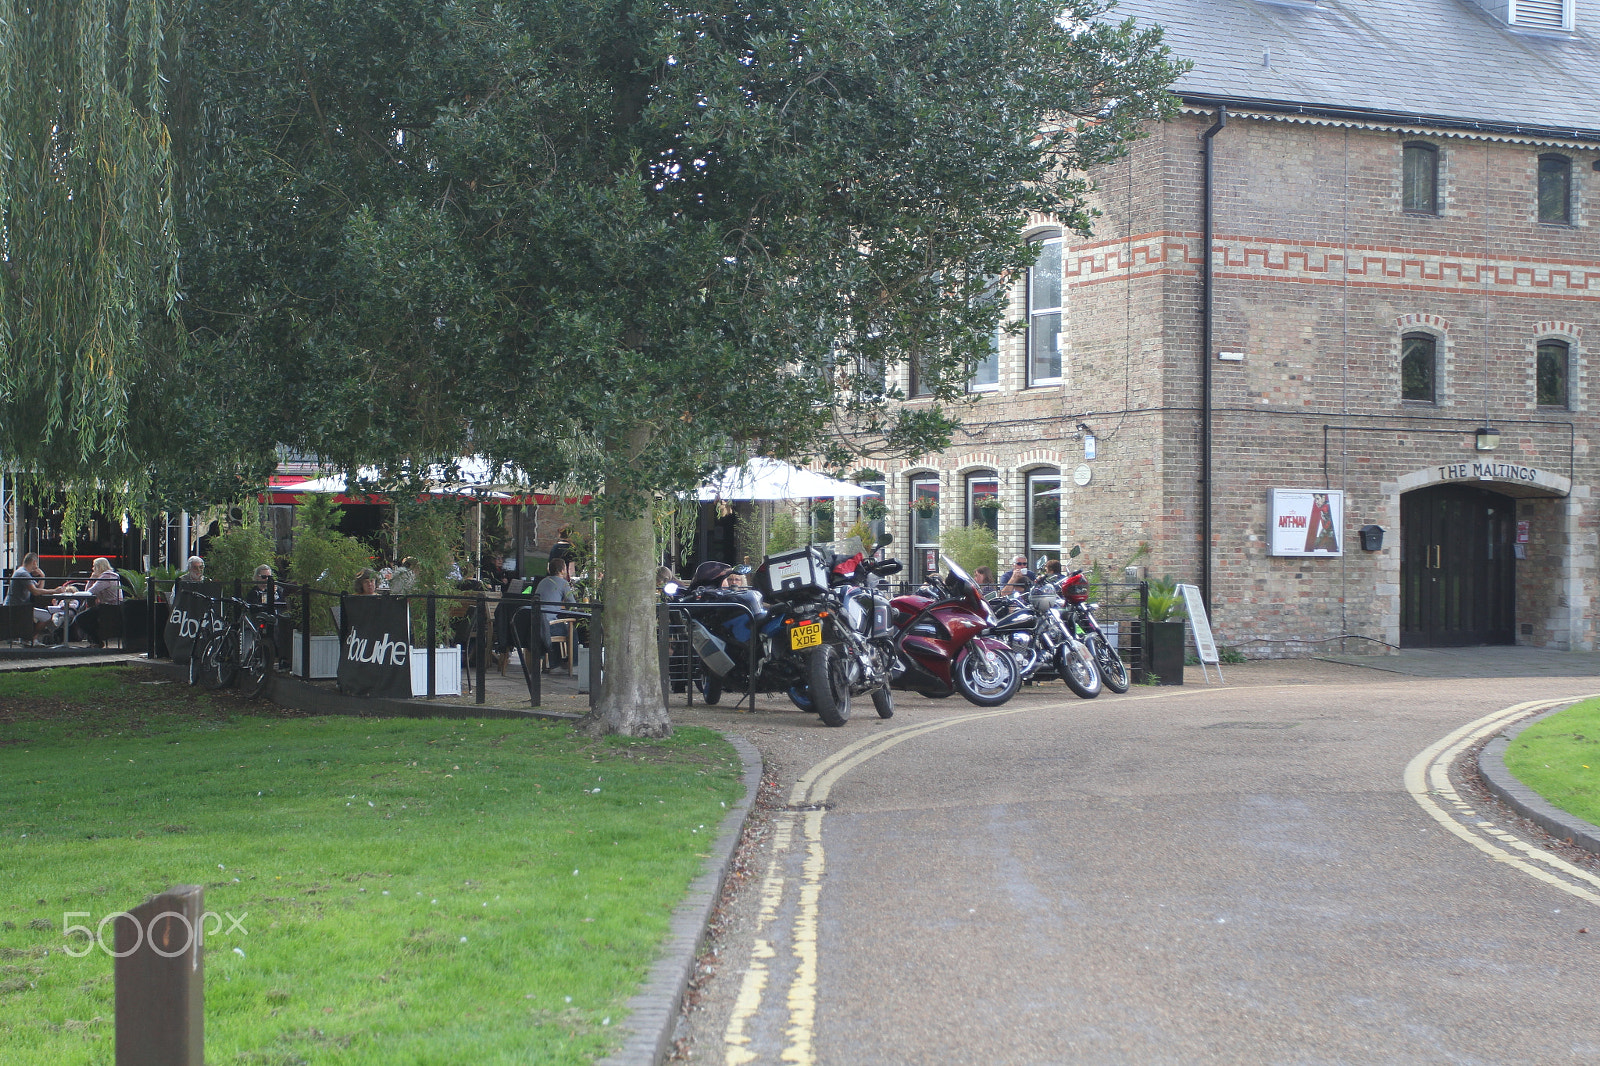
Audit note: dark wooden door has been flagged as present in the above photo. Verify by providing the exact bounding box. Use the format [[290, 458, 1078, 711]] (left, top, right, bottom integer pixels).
[[1401, 485, 1515, 647]]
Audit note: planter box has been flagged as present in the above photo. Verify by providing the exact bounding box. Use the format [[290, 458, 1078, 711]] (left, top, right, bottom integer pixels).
[[290, 634, 341, 679], [1145, 620, 1186, 686], [409, 646, 462, 697]]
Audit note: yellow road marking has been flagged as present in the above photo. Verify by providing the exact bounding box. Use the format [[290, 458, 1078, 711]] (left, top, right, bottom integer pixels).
[[1405, 694, 1600, 908], [726, 681, 1335, 1064]]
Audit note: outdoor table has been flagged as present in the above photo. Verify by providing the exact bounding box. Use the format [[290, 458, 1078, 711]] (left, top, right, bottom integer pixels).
[[42, 591, 99, 645]]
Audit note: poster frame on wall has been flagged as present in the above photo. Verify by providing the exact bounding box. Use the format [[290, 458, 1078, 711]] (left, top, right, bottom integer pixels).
[[1268, 489, 1345, 558]]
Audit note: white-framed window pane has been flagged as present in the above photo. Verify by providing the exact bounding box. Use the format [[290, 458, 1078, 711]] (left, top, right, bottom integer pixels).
[[1030, 313, 1062, 383], [1028, 237, 1063, 385], [1030, 240, 1062, 311], [970, 334, 1000, 390], [967, 475, 999, 534], [910, 478, 940, 580], [1027, 472, 1061, 565]]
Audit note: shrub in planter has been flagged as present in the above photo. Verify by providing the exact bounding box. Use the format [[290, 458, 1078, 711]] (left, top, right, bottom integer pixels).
[[939, 524, 997, 581], [289, 496, 373, 634]]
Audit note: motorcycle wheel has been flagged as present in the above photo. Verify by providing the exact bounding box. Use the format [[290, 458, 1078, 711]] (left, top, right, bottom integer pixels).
[[871, 686, 894, 718], [697, 672, 723, 706], [952, 644, 1020, 707], [788, 685, 813, 712], [1058, 641, 1102, 699], [806, 644, 852, 727], [1088, 633, 1129, 693]]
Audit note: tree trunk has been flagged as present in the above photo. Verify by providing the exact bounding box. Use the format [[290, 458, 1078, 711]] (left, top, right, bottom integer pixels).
[[582, 497, 671, 737]]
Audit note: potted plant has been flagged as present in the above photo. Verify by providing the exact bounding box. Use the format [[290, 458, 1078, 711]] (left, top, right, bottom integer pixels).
[[971, 492, 1006, 515], [861, 498, 888, 522], [910, 495, 940, 516], [1142, 575, 1187, 686]]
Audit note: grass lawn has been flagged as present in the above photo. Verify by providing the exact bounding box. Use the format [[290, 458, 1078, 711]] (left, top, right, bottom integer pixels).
[[0, 666, 744, 1065], [1505, 697, 1600, 829]]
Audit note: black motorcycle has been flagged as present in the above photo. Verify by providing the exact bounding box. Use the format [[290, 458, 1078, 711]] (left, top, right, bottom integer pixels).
[[1058, 569, 1130, 693]]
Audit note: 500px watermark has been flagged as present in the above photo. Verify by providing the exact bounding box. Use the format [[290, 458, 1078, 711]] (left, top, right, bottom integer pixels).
[[60, 910, 248, 958]]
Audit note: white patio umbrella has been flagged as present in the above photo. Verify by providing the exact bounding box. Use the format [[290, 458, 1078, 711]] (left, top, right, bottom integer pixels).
[[696, 458, 881, 501]]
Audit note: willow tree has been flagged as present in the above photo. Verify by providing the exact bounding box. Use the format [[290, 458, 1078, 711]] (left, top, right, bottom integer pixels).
[[0, 0, 183, 523], [181, 0, 1185, 736]]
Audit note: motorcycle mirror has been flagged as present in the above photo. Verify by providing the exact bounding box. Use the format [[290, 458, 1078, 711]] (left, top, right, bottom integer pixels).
[[733, 564, 752, 575], [1068, 544, 1082, 559], [877, 533, 894, 547]]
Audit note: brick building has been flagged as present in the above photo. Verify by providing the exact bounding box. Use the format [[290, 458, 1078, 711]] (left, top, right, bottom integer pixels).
[[849, 0, 1600, 652]]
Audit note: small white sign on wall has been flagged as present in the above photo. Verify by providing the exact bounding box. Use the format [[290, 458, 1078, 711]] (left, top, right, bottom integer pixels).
[[1268, 489, 1344, 557]]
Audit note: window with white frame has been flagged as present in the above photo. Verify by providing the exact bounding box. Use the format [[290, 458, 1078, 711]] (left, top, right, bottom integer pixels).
[[910, 477, 941, 581], [1027, 233, 1063, 386], [1026, 470, 1061, 565], [969, 279, 1002, 391], [966, 472, 1000, 534]]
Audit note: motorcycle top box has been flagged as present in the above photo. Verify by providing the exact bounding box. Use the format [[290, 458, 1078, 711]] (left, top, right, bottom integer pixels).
[[756, 547, 829, 600]]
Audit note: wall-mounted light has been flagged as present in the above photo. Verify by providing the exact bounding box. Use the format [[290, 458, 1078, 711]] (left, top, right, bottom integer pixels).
[[1475, 426, 1500, 452]]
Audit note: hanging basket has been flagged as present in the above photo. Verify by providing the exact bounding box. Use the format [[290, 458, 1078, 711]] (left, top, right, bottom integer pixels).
[[910, 496, 940, 516]]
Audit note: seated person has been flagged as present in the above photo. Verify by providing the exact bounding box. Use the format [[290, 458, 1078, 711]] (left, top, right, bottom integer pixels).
[[1000, 555, 1036, 595], [10, 552, 63, 642], [74, 557, 124, 647], [972, 565, 996, 594], [387, 558, 418, 596], [178, 556, 206, 584], [245, 564, 287, 608], [353, 569, 380, 596], [534, 558, 578, 671]]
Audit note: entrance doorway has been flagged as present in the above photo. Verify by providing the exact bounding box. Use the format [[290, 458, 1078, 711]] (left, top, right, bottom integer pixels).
[[1400, 484, 1515, 647]]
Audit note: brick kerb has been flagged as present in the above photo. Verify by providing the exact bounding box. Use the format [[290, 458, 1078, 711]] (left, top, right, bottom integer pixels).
[[597, 734, 763, 1066], [1477, 704, 1600, 859]]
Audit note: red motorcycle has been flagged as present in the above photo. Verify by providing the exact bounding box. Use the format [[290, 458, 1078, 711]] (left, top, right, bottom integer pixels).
[[888, 556, 1021, 706]]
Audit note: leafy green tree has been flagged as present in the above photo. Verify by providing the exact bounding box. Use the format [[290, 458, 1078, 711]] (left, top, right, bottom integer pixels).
[[204, 518, 276, 587], [941, 525, 1000, 584], [0, 0, 183, 524], [179, 0, 1183, 734], [288, 497, 374, 634]]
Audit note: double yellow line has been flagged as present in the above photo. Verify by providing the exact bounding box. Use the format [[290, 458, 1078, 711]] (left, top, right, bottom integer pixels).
[[1405, 694, 1600, 908]]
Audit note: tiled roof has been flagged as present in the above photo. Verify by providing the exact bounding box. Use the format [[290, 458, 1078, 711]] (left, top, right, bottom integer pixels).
[[1112, 0, 1600, 138]]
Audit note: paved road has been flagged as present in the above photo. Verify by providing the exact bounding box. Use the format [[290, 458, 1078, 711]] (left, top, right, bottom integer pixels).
[[669, 661, 1600, 1065]]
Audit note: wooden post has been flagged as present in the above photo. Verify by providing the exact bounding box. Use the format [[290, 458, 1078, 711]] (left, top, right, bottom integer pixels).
[[114, 884, 203, 1066]]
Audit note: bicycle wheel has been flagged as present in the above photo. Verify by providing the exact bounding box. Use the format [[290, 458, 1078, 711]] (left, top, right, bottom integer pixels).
[[241, 635, 272, 699], [201, 628, 239, 691], [187, 633, 208, 686]]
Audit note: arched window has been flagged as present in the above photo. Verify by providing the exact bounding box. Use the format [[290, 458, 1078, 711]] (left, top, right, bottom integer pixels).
[[1539, 155, 1572, 224], [909, 476, 941, 581], [1401, 333, 1436, 402], [1402, 142, 1439, 214], [1537, 340, 1570, 408], [1025, 469, 1061, 565], [966, 471, 1000, 533], [1027, 231, 1063, 386]]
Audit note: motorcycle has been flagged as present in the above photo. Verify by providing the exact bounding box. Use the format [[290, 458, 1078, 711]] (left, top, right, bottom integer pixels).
[[888, 556, 1021, 706], [1058, 569, 1130, 693], [666, 563, 822, 719], [986, 581, 1102, 699], [781, 536, 902, 721]]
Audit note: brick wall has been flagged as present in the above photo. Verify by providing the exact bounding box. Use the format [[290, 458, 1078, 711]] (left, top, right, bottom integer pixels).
[[872, 109, 1600, 653]]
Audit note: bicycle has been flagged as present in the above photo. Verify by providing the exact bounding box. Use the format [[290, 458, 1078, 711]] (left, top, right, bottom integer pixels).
[[192, 597, 279, 698]]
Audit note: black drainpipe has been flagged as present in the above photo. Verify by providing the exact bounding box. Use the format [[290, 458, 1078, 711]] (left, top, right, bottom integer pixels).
[[1200, 105, 1226, 614]]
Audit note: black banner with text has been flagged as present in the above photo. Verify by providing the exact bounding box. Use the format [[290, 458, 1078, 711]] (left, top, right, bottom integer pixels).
[[163, 582, 223, 664], [337, 596, 413, 698]]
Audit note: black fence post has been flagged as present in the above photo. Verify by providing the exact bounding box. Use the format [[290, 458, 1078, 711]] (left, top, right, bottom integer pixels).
[[656, 602, 670, 707], [114, 883, 203, 1066], [426, 594, 437, 699], [475, 596, 488, 705], [145, 578, 157, 658]]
